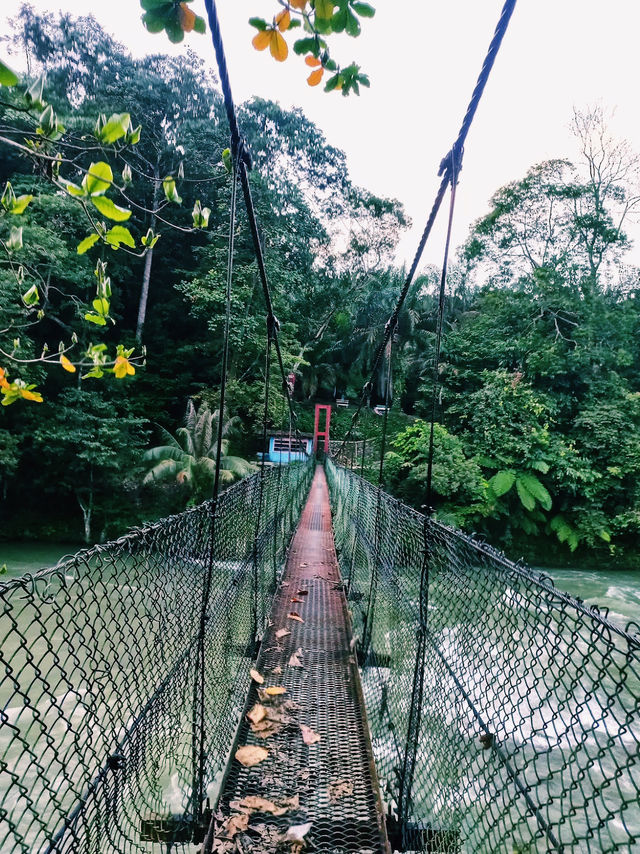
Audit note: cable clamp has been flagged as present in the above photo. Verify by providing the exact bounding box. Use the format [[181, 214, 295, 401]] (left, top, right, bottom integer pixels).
[[235, 136, 253, 172], [107, 753, 126, 770], [267, 315, 280, 337], [438, 141, 464, 182]]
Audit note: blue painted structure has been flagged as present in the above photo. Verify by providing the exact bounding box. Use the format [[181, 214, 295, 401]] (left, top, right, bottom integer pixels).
[[257, 434, 313, 465]]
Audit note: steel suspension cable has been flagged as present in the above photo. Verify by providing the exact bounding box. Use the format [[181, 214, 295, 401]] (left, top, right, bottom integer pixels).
[[203, 0, 304, 445], [193, 157, 239, 821], [425, 155, 459, 509], [361, 334, 394, 659], [335, 0, 517, 458], [252, 330, 273, 646]]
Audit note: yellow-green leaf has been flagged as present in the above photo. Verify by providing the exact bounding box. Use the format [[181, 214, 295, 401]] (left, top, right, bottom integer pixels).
[[162, 176, 182, 204], [60, 179, 87, 198], [84, 162, 113, 197], [91, 196, 132, 221], [315, 0, 334, 20], [77, 233, 100, 255], [98, 113, 131, 145], [10, 195, 34, 215], [105, 225, 135, 249], [92, 297, 110, 316], [0, 60, 19, 88], [21, 284, 39, 306], [24, 75, 46, 110], [84, 312, 107, 326], [7, 226, 23, 251]]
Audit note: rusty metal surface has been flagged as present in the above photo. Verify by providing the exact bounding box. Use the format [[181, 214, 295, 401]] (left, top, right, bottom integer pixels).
[[205, 465, 390, 854]]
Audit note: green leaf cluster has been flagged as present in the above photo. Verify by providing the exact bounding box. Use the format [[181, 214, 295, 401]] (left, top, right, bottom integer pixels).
[[140, 0, 206, 44]]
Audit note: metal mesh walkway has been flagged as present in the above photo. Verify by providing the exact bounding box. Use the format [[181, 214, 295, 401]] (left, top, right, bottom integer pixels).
[[205, 465, 389, 854]]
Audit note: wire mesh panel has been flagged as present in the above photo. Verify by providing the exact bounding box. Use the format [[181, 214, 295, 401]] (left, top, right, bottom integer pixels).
[[204, 465, 389, 854], [325, 457, 640, 854], [0, 460, 313, 854]]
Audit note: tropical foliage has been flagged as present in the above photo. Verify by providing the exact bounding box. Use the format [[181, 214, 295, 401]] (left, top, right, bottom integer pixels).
[[1, 9, 639, 570], [143, 400, 254, 502]]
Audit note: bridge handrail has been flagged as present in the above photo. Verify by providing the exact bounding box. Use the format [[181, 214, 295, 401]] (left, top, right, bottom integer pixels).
[[325, 455, 640, 854], [0, 459, 314, 854]]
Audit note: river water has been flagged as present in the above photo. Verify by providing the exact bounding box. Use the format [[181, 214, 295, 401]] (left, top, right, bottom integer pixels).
[[543, 566, 640, 627], [4, 543, 639, 624], [1, 541, 79, 579], [1, 543, 639, 853]]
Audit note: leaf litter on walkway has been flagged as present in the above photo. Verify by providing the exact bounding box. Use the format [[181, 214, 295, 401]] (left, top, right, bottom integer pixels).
[[235, 745, 269, 767], [229, 794, 299, 817], [299, 724, 321, 745], [288, 648, 304, 667], [327, 779, 354, 802]]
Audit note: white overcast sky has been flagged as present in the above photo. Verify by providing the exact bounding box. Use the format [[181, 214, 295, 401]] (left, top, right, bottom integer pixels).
[[3, 0, 640, 269]]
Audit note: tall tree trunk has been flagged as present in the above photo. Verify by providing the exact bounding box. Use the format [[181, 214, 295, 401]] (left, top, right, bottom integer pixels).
[[136, 162, 160, 344], [76, 469, 94, 544], [76, 493, 93, 544]]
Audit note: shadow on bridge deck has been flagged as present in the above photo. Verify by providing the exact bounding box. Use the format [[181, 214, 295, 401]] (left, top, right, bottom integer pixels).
[[203, 465, 390, 854]]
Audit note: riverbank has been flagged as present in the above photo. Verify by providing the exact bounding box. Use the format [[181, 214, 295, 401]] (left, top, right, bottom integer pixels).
[[2, 542, 639, 628], [0, 542, 78, 581]]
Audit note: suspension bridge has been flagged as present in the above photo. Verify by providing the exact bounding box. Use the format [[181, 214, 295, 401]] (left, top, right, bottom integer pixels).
[[2, 0, 640, 852]]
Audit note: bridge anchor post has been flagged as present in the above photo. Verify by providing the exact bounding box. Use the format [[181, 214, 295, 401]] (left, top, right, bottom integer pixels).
[[140, 801, 212, 849]]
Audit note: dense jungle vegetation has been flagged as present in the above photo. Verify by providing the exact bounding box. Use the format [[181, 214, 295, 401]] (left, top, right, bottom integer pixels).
[[1, 8, 639, 568]]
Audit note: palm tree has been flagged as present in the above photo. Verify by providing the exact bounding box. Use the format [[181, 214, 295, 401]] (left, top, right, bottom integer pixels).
[[143, 400, 255, 503]]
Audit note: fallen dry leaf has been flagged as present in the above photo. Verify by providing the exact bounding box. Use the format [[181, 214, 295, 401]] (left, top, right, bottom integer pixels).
[[265, 686, 287, 696], [283, 821, 312, 849], [280, 794, 300, 812], [212, 839, 235, 854], [300, 724, 321, 745], [272, 665, 283, 675], [327, 779, 354, 802], [275, 628, 291, 639], [235, 795, 281, 815], [290, 597, 303, 604], [250, 718, 284, 739], [235, 794, 299, 817], [253, 823, 281, 846], [247, 703, 267, 725], [288, 648, 304, 668], [266, 707, 293, 725], [235, 745, 269, 767], [212, 840, 234, 854], [218, 812, 249, 839], [288, 613, 304, 623], [250, 668, 264, 685]]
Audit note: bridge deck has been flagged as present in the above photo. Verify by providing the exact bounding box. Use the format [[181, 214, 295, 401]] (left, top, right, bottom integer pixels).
[[205, 465, 389, 853]]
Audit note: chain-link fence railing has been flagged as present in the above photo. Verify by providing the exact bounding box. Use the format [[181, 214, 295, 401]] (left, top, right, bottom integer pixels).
[[326, 457, 640, 854], [1, 460, 313, 854]]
